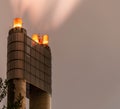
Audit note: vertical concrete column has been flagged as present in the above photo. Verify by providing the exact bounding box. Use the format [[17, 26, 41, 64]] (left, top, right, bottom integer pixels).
[[13, 79, 26, 109], [30, 88, 51, 109], [38, 92, 51, 109], [8, 79, 26, 109]]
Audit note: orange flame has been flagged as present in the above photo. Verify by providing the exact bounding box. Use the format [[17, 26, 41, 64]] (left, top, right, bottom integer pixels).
[[32, 34, 49, 46], [32, 34, 39, 44], [42, 35, 49, 45], [39, 36, 43, 44], [13, 18, 22, 28]]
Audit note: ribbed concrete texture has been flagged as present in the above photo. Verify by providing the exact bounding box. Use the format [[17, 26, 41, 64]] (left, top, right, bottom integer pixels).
[[8, 79, 26, 109]]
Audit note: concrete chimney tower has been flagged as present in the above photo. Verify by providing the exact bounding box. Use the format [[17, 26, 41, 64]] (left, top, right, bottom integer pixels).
[[7, 18, 52, 109]]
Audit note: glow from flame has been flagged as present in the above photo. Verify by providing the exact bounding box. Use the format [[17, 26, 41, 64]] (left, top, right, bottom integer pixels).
[[31, 34, 49, 46], [13, 18, 22, 28], [42, 35, 49, 45], [32, 34, 39, 44], [51, 0, 80, 28], [10, 0, 81, 31], [39, 36, 43, 45]]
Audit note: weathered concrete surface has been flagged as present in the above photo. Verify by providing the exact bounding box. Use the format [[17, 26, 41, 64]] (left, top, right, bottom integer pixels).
[[8, 79, 26, 109], [30, 85, 51, 109]]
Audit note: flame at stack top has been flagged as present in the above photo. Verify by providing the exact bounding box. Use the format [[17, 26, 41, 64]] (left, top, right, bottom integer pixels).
[[13, 18, 22, 28], [32, 34, 49, 46], [12, 18, 49, 46], [42, 35, 49, 45], [32, 34, 39, 43]]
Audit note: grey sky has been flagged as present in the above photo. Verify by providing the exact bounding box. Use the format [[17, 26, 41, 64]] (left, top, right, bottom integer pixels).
[[0, 0, 120, 109]]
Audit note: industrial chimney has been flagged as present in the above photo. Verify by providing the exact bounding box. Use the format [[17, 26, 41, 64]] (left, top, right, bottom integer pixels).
[[7, 18, 52, 109]]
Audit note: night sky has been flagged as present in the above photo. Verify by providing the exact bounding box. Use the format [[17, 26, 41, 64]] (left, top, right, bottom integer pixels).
[[1, 0, 120, 109]]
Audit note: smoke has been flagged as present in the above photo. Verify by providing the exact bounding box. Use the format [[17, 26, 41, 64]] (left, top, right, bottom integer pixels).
[[10, 0, 81, 31]]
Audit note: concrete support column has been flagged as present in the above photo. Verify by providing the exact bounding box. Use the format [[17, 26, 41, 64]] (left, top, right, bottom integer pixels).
[[30, 87, 51, 109], [8, 79, 26, 109], [38, 92, 51, 109]]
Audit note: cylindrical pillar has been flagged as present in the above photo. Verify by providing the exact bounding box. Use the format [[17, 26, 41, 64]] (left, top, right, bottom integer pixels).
[[30, 86, 51, 109], [8, 79, 26, 109]]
